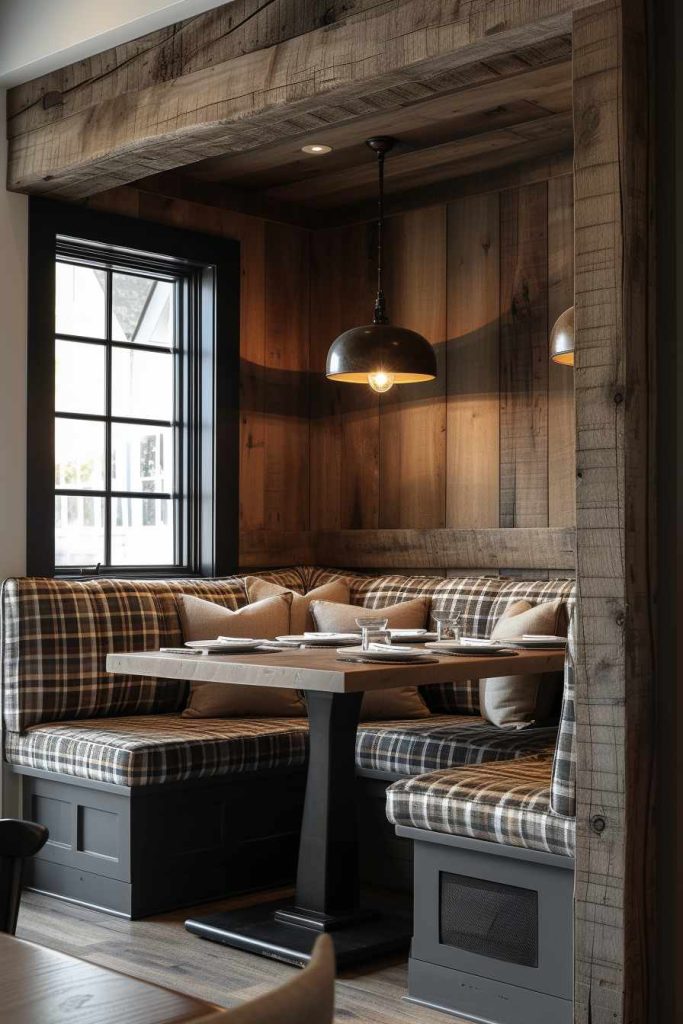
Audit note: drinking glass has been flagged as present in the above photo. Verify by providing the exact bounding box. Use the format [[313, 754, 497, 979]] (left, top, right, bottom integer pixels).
[[355, 616, 390, 652], [432, 610, 463, 642]]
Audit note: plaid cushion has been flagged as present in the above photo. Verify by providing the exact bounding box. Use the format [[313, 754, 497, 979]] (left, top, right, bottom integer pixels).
[[356, 715, 558, 776], [1, 576, 247, 731], [5, 714, 308, 786], [386, 754, 575, 857], [550, 606, 577, 817], [245, 568, 307, 594]]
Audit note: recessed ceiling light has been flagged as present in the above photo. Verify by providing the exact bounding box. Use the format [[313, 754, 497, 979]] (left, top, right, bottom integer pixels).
[[301, 144, 333, 155]]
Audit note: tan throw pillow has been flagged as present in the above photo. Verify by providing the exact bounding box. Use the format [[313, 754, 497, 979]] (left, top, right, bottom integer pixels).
[[176, 592, 297, 717], [361, 687, 431, 721], [245, 576, 350, 634], [176, 592, 292, 642], [479, 599, 568, 730], [309, 596, 429, 634], [182, 681, 305, 718]]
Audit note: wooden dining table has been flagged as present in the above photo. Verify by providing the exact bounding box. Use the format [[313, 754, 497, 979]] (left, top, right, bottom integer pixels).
[[0, 932, 217, 1024], [106, 645, 565, 969]]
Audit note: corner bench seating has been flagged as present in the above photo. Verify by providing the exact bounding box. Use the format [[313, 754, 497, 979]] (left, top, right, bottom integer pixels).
[[1, 566, 575, 922]]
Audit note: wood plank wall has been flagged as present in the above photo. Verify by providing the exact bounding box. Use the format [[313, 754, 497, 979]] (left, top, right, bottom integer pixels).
[[90, 170, 575, 572], [309, 176, 576, 535]]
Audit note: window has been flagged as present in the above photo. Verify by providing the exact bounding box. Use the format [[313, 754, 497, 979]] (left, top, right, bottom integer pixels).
[[28, 200, 240, 577]]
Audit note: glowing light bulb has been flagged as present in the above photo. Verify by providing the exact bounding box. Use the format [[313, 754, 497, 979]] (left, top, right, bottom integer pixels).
[[368, 371, 395, 393]]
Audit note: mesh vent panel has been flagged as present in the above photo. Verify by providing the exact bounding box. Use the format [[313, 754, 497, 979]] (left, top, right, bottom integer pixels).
[[439, 871, 538, 967]]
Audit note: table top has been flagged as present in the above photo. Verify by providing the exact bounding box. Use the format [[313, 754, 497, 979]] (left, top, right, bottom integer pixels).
[[106, 646, 565, 694], [0, 933, 216, 1024]]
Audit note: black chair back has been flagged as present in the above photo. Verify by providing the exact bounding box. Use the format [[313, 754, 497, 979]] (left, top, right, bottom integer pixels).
[[0, 819, 49, 934]]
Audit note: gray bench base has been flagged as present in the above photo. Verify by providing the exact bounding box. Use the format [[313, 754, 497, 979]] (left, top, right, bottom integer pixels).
[[15, 765, 306, 918], [397, 824, 574, 1024]]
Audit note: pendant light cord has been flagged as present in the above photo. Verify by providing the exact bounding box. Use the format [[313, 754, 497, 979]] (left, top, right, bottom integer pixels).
[[373, 147, 388, 324]]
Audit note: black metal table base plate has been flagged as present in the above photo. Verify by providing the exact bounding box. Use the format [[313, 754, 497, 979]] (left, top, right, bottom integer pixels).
[[185, 901, 411, 968]]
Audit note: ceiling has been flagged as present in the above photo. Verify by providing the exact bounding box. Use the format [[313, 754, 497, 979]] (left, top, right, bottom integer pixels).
[[135, 33, 573, 227]]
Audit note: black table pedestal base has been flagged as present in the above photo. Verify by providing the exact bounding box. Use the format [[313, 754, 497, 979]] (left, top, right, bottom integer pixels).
[[185, 900, 411, 968]]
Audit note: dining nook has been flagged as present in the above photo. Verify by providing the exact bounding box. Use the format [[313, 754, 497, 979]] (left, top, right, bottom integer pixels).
[[0, 1, 677, 1023]]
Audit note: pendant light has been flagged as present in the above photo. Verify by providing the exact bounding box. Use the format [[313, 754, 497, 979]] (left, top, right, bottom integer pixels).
[[325, 137, 437, 393], [550, 306, 575, 366]]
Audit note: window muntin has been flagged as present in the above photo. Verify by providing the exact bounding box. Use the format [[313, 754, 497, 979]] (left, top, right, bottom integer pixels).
[[53, 254, 191, 572]]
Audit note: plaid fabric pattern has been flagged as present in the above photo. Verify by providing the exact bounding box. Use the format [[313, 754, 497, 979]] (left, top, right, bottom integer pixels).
[[356, 715, 558, 776], [550, 606, 577, 817], [5, 714, 308, 786], [386, 754, 575, 857], [245, 568, 307, 594], [1, 576, 248, 731]]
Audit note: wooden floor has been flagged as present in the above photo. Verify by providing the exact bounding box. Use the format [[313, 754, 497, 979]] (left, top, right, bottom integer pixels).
[[16, 890, 463, 1023]]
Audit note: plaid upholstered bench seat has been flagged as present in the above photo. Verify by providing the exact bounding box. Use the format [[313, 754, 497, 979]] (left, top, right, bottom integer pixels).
[[355, 717, 558, 778], [385, 753, 574, 857], [4, 715, 310, 787]]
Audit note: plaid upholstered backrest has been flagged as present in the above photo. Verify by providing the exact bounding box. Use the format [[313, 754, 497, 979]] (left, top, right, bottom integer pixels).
[[1, 576, 250, 732]]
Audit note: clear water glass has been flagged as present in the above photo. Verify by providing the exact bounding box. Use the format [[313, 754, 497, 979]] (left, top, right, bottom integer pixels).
[[356, 616, 390, 652], [432, 610, 462, 642]]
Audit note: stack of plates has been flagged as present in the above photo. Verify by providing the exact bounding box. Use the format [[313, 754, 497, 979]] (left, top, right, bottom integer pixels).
[[496, 635, 567, 649], [338, 645, 438, 664], [276, 634, 359, 648], [388, 629, 438, 643], [185, 638, 269, 654], [425, 640, 515, 657]]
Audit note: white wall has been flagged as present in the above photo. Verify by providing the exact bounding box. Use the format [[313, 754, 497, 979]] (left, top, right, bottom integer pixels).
[[0, 0, 226, 84], [0, 89, 27, 579]]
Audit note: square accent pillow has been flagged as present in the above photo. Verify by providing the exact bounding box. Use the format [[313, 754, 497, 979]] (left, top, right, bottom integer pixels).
[[310, 596, 430, 720], [176, 592, 292, 642], [177, 592, 301, 717], [182, 681, 305, 718], [361, 687, 431, 721], [309, 596, 429, 634], [479, 599, 568, 729], [244, 576, 350, 634]]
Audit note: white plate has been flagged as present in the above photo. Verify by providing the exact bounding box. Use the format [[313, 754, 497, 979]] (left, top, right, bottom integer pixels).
[[185, 639, 262, 653], [339, 645, 429, 662], [276, 634, 359, 647], [425, 642, 513, 657]]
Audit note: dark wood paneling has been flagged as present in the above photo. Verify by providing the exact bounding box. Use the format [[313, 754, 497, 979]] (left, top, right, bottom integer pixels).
[[379, 207, 448, 529], [446, 193, 501, 528], [499, 181, 550, 527]]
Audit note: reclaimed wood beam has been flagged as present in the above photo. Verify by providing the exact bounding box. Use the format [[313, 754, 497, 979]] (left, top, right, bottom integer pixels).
[[239, 527, 576, 570], [6, 0, 595, 200]]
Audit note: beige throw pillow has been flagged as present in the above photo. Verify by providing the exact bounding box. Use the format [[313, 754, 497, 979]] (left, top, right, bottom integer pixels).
[[310, 596, 430, 720], [309, 596, 429, 634], [176, 592, 292, 642], [479, 599, 568, 730], [245, 576, 350, 634], [361, 687, 431, 721], [182, 681, 305, 718], [177, 592, 298, 717]]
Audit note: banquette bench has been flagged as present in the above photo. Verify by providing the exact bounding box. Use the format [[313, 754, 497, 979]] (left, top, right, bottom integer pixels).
[[0, 566, 574, 933]]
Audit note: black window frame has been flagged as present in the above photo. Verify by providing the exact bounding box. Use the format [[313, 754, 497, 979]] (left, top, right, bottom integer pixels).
[[28, 198, 240, 579]]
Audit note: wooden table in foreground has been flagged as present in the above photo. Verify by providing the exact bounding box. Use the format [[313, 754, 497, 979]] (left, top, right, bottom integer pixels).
[[0, 932, 216, 1024], [107, 647, 564, 969]]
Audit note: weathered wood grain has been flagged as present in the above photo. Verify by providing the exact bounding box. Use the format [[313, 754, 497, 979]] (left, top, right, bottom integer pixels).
[[446, 192, 500, 528], [572, 2, 653, 1023], [240, 527, 576, 571], [380, 207, 447, 529], [309, 222, 379, 531], [499, 181, 550, 527], [5, 0, 594, 198], [547, 173, 576, 526]]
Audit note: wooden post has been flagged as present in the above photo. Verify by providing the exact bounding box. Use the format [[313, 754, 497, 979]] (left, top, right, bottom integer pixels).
[[572, 1, 653, 1021]]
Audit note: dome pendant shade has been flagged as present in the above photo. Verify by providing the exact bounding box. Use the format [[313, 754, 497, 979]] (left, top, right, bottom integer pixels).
[[550, 306, 575, 366], [325, 137, 436, 392], [326, 322, 438, 385]]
